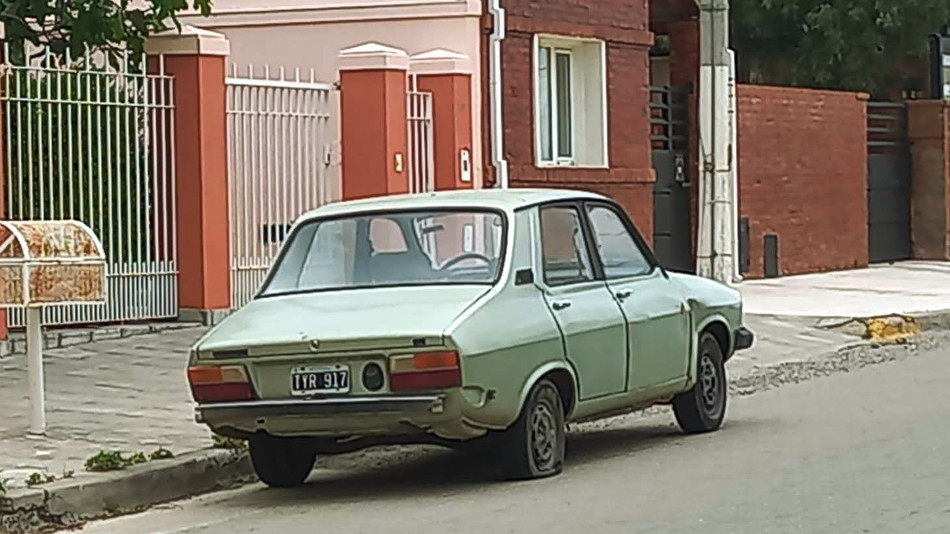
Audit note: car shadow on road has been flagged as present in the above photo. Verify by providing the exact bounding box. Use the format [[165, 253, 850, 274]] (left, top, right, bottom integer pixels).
[[221, 418, 763, 509]]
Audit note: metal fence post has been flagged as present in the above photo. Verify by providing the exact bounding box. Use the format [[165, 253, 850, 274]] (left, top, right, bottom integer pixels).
[[26, 306, 44, 434]]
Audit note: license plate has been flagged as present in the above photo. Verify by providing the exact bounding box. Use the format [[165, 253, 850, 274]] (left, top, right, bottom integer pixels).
[[290, 365, 350, 396]]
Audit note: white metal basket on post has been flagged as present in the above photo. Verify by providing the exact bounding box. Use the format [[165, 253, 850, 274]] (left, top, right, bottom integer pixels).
[[0, 220, 106, 435]]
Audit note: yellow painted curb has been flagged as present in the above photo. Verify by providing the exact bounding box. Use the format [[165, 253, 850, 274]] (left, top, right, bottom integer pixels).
[[864, 316, 922, 343]]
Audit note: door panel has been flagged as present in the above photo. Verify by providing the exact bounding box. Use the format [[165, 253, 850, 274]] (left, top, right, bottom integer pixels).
[[539, 204, 628, 400], [610, 274, 691, 390], [584, 203, 691, 391], [544, 283, 628, 400]]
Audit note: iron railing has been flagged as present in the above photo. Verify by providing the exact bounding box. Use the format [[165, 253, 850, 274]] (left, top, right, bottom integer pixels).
[[650, 86, 691, 152], [867, 101, 909, 154], [225, 65, 334, 308], [1, 47, 178, 326], [407, 78, 435, 195]]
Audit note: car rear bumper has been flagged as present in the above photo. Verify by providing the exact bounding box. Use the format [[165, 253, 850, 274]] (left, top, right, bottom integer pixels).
[[194, 393, 489, 441], [734, 327, 755, 351], [195, 394, 445, 422]]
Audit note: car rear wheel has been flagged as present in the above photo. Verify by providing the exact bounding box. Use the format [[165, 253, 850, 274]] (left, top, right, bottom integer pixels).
[[673, 332, 727, 434], [249, 436, 317, 488], [499, 378, 566, 480]]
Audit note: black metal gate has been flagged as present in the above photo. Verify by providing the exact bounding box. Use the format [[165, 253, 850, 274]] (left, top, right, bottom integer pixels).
[[651, 86, 693, 273], [867, 102, 912, 263]]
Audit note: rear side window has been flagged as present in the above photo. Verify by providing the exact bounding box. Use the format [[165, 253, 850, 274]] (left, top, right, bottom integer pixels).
[[586, 204, 653, 279], [540, 205, 595, 286]]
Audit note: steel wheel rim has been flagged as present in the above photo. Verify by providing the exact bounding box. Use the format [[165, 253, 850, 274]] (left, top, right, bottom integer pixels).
[[530, 401, 557, 470], [699, 354, 721, 414]]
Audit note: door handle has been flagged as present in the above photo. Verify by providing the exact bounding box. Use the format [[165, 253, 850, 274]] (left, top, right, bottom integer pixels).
[[552, 300, 572, 311], [615, 289, 633, 301]]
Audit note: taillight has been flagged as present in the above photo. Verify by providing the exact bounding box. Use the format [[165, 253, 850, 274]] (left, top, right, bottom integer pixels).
[[389, 351, 461, 392], [187, 365, 255, 403]]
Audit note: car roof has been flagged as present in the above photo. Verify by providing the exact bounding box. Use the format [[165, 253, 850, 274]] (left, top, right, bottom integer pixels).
[[298, 188, 610, 221]]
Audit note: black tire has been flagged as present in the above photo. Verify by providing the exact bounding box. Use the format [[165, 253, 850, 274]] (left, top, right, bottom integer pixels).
[[498, 378, 566, 480], [673, 333, 728, 434], [249, 436, 317, 488]]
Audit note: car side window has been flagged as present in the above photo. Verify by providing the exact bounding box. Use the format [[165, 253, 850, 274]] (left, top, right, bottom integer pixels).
[[586, 204, 653, 279], [540, 205, 596, 286]]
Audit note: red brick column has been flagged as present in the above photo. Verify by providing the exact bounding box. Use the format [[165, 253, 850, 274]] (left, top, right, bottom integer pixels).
[[146, 27, 231, 324], [908, 100, 950, 260], [338, 43, 410, 200], [411, 49, 475, 191]]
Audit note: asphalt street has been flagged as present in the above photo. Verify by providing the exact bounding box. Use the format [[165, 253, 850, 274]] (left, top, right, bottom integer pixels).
[[77, 342, 950, 534]]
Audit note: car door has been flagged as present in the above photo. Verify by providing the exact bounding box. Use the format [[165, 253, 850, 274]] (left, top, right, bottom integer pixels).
[[538, 203, 628, 400], [583, 202, 692, 392]]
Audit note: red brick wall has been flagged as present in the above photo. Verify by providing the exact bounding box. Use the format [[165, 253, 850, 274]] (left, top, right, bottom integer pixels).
[[737, 85, 869, 278], [481, 1, 657, 239]]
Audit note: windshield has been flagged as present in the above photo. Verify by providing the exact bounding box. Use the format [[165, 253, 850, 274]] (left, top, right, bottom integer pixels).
[[259, 210, 506, 297]]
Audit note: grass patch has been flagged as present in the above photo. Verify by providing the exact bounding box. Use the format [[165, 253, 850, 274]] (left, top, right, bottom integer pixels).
[[26, 472, 56, 487], [84, 447, 175, 472], [212, 433, 247, 450], [149, 447, 175, 461]]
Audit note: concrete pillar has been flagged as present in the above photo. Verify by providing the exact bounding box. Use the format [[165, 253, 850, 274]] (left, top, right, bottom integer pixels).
[[145, 26, 232, 324], [339, 43, 410, 200], [411, 49, 475, 191], [907, 100, 950, 260], [0, 22, 8, 341]]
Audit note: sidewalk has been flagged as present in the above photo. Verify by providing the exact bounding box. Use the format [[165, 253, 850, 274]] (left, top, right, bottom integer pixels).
[[1, 261, 949, 526], [730, 261, 950, 377], [0, 328, 212, 489], [739, 261, 950, 318]]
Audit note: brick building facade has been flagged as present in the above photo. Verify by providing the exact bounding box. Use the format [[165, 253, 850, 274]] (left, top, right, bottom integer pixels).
[[736, 85, 870, 277], [480, 0, 698, 241]]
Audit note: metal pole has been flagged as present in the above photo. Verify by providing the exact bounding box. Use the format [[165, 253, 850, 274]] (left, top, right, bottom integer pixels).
[[708, 3, 718, 279], [27, 306, 46, 435]]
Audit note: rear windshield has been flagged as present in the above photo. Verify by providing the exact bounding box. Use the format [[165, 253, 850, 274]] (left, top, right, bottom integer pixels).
[[259, 210, 507, 297]]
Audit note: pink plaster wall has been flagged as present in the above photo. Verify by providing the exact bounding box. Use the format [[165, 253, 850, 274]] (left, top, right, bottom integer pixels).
[[182, 0, 484, 198]]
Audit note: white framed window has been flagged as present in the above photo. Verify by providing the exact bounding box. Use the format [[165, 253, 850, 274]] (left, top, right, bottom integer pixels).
[[534, 36, 608, 168]]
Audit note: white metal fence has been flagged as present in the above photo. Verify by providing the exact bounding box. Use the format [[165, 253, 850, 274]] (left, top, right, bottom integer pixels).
[[226, 65, 334, 308], [407, 83, 434, 194], [1, 48, 178, 327]]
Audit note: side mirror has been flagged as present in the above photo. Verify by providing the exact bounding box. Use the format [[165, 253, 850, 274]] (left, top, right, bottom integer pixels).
[[515, 269, 534, 286]]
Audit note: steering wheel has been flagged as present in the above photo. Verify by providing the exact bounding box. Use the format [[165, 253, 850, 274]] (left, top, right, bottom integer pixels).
[[439, 252, 493, 271]]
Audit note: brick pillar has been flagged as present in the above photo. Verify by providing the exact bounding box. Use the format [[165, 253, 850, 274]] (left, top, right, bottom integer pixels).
[[0, 23, 7, 341], [411, 49, 475, 191], [908, 100, 950, 260], [146, 27, 231, 324], [339, 43, 410, 200], [668, 20, 701, 262]]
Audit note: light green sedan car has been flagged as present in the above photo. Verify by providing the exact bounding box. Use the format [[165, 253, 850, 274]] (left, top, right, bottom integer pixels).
[[187, 188, 754, 486]]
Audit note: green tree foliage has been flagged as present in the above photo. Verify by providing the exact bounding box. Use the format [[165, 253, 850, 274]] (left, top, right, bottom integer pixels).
[[0, 0, 213, 61], [731, 0, 950, 96]]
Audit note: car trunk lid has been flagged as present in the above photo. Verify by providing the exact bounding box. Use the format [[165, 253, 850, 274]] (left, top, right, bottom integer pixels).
[[197, 285, 490, 357]]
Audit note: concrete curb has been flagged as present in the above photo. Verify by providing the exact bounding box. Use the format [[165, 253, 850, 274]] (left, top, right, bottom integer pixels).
[[0, 449, 253, 534], [812, 309, 950, 331], [731, 310, 950, 397]]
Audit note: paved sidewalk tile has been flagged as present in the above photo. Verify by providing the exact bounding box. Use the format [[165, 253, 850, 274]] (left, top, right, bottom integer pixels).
[[739, 261, 950, 318], [0, 328, 210, 488]]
